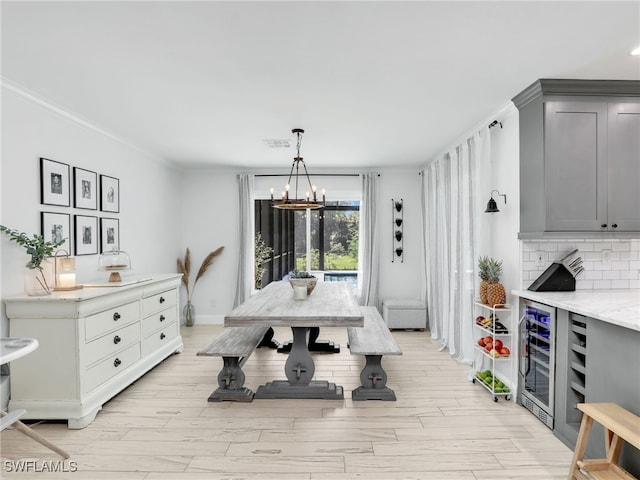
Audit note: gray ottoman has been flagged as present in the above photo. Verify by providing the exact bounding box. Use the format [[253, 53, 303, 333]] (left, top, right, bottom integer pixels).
[[382, 299, 427, 330]]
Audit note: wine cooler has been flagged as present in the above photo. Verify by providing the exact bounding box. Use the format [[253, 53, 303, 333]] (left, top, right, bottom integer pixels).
[[518, 300, 556, 429]]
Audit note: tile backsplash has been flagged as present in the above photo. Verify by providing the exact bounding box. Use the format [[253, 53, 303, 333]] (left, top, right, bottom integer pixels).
[[521, 239, 640, 290]]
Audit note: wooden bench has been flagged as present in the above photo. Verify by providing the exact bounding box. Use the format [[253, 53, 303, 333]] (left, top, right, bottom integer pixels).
[[569, 403, 640, 480], [347, 306, 402, 401], [197, 326, 269, 402]]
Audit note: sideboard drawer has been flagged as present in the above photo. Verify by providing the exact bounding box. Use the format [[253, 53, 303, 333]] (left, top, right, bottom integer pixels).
[[85, 322, 141, 367], [142, 322, 178, 357], [142, 289, 177, 317], [141, 306, 177, 338], [85, 301, 140, 341], [84, 343, 141, 393]]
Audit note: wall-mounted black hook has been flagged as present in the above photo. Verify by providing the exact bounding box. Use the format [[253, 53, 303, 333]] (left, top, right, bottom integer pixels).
[[392, 198, 404, 263]]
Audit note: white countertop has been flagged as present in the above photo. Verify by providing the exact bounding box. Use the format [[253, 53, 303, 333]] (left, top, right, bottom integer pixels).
[[511, 289, 640, 332]]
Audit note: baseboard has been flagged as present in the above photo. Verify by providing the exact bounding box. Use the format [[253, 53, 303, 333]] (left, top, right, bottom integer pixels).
[[185, 314, 224, 325]]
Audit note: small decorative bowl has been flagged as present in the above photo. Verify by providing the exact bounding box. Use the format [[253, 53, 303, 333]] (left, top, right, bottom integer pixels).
[[289, 277, 317, 295]]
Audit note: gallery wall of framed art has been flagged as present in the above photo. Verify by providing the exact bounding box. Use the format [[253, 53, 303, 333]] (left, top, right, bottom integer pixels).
[[39, 157, 121, 256]]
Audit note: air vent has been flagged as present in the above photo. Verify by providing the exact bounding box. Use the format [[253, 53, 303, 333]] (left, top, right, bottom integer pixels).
[[263, 139, 291, 148]]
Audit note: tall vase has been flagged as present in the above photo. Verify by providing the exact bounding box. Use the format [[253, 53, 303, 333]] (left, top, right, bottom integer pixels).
[[24, 259, 54, 296], [183, 301, 195, 327]]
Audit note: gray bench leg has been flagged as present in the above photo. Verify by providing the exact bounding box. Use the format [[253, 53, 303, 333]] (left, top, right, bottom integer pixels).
[[208, 356, 254, 402], [352, 354, 397, 401]]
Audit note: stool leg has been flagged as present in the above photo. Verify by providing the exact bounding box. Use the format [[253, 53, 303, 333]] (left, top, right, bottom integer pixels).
[[604, 428, 623, 465], [568, 414, 594, 479], [1, 411, 69, 459]]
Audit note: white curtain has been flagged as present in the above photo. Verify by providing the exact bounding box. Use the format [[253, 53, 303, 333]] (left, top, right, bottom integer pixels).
[[358, 172, 379, 307], [421, 129, 489, 363], [233, 173, 254, 308]]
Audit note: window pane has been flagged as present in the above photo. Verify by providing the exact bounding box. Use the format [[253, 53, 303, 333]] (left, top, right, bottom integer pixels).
[[310, 210, 320, 270], [323, 209, 359, 271], [294, 210, 306, 271]]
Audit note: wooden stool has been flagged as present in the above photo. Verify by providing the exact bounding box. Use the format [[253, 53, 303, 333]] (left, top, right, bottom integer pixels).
[[568, 403, 640, 479]]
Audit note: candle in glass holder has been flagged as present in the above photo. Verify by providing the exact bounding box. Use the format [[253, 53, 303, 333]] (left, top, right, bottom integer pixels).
[[58, 273, 76, 288]]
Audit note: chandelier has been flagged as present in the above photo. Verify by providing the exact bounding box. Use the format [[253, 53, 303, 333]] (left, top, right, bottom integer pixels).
[[271, 128, 325, 210]]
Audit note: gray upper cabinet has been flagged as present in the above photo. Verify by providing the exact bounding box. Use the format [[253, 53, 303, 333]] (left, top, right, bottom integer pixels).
[[545, 101, 608, 231], [608, 103, 640, 232], [513, 79, 640, 238]]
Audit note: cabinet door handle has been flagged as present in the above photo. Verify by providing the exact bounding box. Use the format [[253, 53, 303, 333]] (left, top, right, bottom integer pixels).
[[159, 297, 165, 304], [612, 223, 618, 228], [114, 358, 122, 367], [601, 224, 607, 228], [113, 335, 121, 344], [113, 312, 121, 321], [159, 314, 166, 322], [160, 333, 166, 340]]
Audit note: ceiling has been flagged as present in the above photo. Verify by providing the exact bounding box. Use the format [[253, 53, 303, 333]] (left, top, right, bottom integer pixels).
[[2, 1, 639, 170]]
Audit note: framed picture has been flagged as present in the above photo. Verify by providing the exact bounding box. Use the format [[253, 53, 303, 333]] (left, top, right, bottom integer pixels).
[[40, 158, 70, 206], [41, 212, 71, 250], [100, 217, 119, 253], [73, 167, 98, 210], [100, 175, 120, 213], [74, 215, 98, 255]]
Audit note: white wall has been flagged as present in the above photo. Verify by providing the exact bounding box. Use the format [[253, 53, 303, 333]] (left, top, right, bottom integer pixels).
[[377, 171, 423, 304], [1, 86, 182, 334], [177, 169, 239, 323], [476, 106, 521, 306]]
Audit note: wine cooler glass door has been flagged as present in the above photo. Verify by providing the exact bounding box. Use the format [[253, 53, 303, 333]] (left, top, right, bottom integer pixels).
[[519, 301, 555, 418]]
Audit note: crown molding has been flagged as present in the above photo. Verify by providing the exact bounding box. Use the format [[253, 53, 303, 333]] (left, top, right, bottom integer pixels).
[[1, 78, 176, 169], [512, 79, 640, 109]]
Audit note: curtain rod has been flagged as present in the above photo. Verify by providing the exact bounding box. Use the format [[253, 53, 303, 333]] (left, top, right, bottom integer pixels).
[[255, 173, 362, 177]]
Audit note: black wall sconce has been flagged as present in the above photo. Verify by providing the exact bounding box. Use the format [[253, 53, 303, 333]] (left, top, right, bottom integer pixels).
[[485, 190, 507, 213], [392, 198, 404, 263]]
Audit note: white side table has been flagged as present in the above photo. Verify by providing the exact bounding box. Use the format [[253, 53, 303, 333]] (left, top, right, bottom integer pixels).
[[0, 337, 69, 458]]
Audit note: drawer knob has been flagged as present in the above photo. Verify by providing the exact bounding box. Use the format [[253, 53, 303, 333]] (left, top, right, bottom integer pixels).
[[159, 297, 165, 304], [114, 358, 122, 367], [113, 312, 121, 321], [612, 223, 618, 228], [160, 314, 166, 322], [601, 224, 607, 228], [113, 335, 121, 344], [160, 333, 166, 340]]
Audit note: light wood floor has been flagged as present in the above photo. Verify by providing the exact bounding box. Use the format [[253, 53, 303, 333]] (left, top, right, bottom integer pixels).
[[1, 325, 574, 479]]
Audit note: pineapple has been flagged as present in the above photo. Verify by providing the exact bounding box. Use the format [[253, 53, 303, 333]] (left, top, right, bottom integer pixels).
[[486, 258, 506, 307], [478, 256, 490, 304]]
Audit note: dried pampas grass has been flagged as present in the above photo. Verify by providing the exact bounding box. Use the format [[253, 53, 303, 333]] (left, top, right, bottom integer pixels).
[[177, 246, 224, 301]]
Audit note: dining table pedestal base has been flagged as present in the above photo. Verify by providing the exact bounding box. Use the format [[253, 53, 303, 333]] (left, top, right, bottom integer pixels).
[[277, 327, 340, 354], [254, 380, 344, 400]]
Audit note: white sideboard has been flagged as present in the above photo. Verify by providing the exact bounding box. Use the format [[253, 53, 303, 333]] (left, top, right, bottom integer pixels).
[[4, 274, 183, 429]]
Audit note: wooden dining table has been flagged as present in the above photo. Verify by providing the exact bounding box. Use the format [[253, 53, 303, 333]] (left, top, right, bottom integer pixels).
[[225, 280, 363, 399]]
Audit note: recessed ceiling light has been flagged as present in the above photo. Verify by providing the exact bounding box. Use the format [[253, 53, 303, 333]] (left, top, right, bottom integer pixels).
[[631, 46, 640, 56], [263, 139, 291, 148]]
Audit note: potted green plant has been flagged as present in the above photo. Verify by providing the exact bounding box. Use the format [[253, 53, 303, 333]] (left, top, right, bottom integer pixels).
[[0, 225, 66, 295], [254, 232, 273, 290], [177, 246, 224, 326]]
